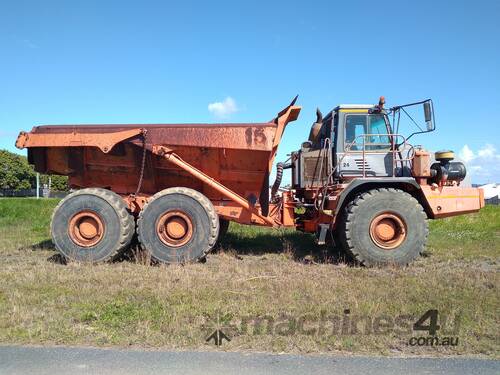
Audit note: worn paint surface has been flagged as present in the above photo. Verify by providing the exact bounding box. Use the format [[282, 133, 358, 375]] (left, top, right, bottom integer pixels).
[[421, 185, 484, 218], [17, 101, 301, 226]]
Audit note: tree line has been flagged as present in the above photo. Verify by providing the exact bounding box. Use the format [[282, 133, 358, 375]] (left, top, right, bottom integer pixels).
[[0, 149, 68, 191]]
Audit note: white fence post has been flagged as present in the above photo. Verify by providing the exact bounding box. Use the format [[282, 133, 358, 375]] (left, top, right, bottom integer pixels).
[[36, 173, 40, 199]]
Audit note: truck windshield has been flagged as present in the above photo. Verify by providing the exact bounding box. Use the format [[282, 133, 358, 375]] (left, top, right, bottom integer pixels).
[[345, 114, 391, 151]]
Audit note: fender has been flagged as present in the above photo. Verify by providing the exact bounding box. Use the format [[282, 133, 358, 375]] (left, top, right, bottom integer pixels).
[[334, 177, 423, 216]]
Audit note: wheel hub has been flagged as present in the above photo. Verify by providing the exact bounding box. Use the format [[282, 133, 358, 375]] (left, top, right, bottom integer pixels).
[[69, 211, 105, 247], [166, 217, 188, 239], [369, 212, 407, 250], [157, 210, 193, 247]]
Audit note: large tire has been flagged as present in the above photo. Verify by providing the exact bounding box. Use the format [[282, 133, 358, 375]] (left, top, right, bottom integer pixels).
[[50, 188, 134, 263], [338, 188, 428, 266], [137, 187, 219, 264]]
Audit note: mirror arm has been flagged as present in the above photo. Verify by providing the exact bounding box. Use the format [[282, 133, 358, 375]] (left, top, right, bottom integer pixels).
[[405, 126, 435, 143]]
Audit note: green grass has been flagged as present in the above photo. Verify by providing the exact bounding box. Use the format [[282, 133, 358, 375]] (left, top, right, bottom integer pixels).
[[0, 198, 57, 249], [0, 198, 498, 357], [427, 205, 500, 260]]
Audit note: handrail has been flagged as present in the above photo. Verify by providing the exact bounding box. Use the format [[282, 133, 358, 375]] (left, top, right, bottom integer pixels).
[[344, 133, 415, 177]]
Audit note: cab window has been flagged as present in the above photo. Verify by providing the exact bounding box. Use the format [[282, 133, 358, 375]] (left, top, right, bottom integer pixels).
[[344, 114, 391, 151]]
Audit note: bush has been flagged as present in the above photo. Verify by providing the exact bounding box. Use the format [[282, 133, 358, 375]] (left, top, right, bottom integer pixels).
[[0, 150, 35, 190], [0, 149, 68, 191]]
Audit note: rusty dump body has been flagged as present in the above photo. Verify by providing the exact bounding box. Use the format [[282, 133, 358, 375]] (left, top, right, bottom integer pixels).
[[16, 101, 301, 227]]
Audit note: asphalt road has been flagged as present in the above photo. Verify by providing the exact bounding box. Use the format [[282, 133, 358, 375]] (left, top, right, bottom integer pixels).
[[0, 346, 498, 375]]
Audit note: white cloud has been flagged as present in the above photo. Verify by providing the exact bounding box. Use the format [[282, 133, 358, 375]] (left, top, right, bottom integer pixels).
[[459, 144, 474, 162], [459, 144, 500, 184], [208, 97, 238, 119], [477, 144, 496, 158]]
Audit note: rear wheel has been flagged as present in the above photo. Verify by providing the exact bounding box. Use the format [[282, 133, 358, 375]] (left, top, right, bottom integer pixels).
[[137, 187, 219, 264], [338, 188, 428, 266], [50, 188, 134, 262]]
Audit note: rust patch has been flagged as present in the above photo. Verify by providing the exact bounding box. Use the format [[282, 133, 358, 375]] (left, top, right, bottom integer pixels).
[[245, 128, 253, 146], [254, 128, 266, 144]]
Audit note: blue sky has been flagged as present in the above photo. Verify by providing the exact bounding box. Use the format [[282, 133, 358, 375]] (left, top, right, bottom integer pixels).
[[1, 0, 499, 183]]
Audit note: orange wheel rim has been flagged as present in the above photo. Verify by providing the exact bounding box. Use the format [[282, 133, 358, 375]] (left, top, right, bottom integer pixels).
[[156, 210, 193, 247], [68, 210, 105, 247], [369, 212, 407, 250]]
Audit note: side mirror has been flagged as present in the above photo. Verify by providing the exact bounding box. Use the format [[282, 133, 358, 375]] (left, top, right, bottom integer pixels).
[[423, 101, 434, 131]]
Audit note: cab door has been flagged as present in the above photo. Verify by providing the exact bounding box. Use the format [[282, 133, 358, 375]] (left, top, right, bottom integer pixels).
[[336, 112, 394, 178]]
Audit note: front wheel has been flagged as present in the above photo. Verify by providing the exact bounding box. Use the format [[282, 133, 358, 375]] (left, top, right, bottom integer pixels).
[[338, 188, 428, 266]]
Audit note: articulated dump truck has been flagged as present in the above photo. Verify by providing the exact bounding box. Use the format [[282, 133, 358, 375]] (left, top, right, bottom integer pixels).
[[16, 97, 484, 266]]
